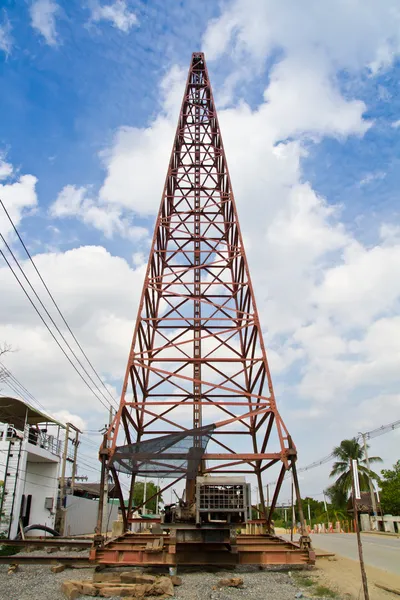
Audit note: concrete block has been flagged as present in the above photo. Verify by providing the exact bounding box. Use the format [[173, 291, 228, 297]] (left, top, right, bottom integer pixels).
[[51, 564, 66, 573], [81, 582, 98, 596], [99, 585, 151, 597], [61, 581, 80, 600], [112, 519, 125, 537]]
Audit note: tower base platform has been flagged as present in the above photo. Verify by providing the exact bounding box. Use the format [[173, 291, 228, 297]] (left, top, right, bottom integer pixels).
[[90, 531, 315, 567]]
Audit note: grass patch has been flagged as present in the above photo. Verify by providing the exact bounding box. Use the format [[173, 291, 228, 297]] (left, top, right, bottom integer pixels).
[[293, 573, 316, 588], [297, 575, 315, 587], [0, 544, 20, 556], [313, 584, 336, 598]]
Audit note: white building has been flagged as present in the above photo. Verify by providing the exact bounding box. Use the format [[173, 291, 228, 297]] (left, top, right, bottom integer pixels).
[[0, 396, 64, 539]]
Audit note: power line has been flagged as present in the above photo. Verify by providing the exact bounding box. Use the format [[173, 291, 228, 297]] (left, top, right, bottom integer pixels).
[[298, 418, 400, 474], [0, 199, 117, 409], [0, 362, 105, 471], [363, 419, 400, 441], [0, 248, 113, 412], [0, 235, 117, 411], [267, 417, 400, 486], [0, 361, 49, 414]]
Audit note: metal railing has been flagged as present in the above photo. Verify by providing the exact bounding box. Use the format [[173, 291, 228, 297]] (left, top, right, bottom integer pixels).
[[24, 425, 62, 456], [0, 423, 61, 456]]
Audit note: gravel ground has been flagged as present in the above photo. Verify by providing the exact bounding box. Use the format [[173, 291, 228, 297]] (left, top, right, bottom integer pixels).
[[0, 553, 342, 600]]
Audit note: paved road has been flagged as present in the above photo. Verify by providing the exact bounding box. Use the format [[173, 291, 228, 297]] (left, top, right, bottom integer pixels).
[[287, 533, 400, 575]]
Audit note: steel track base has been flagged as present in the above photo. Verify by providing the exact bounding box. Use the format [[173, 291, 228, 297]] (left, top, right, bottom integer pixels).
[[90, 532, 315, 567]]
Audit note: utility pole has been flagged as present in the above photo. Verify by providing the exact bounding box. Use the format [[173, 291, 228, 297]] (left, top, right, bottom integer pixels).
[[290, 473, 294, 541], [59, 423, 70, 535], [351, 459, 370, 600], [70, 427, 81, 493], [361, 433, 377, 517], [323, 491, 330, 525], [143, 478, 147, 515], [95, 432, 108, 544], [59, 422, 81, 535], [102, 407, 113, 533]]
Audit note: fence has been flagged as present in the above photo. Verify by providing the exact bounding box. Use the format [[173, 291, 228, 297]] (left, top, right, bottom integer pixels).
[[64, 495, 119, 536]]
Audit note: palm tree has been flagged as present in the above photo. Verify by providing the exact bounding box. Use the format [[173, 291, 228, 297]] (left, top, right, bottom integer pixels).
[[329, 438, 382, 498]]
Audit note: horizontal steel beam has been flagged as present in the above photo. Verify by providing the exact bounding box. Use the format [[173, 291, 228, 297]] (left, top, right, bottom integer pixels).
[[0, 555, 92, 565], [0, 538, 92, 548]]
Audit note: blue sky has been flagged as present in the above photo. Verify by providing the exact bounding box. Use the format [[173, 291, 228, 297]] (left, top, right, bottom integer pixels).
[[1, 0, 400, 497]]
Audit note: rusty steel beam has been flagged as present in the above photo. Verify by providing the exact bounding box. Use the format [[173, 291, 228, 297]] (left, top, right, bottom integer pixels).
[[0, 538, 92, 548], [0, 555, 92, 565]]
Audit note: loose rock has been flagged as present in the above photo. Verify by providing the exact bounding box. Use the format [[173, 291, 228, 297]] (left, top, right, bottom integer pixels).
[[51, 564, 66, 573], [218, 577, 244, 588], [7, 563, 19, 575], [170, 575, 183, 586], [151, 577, 175, 596]]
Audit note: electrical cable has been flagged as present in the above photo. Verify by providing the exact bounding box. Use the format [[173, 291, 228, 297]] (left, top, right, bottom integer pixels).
[[0, 361, 48, 414], [0, 237, 117, 411], [1, 362, 104, 463], [0, 248, 113, 412], [0, 362, 104, 477], [0, 198, 117, 409], [266, 417, 400, 486]]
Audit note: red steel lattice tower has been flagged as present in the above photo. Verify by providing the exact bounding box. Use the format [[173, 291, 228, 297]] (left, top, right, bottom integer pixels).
[[102, 52, 304, 532]]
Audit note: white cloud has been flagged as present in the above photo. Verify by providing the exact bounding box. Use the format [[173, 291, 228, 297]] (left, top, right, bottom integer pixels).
[[0, 12, 13, 56], [312, 240, 400, 328], [358, 171, 386, 186], [90, 0, 138, 33], [0, 155, 13, 180], [202, 0, 400, 74], [391, 119, 400, 128], [260, 57, 370, 140], [0, 157, 38, 240], [30, 0, 59, 46], [52, 410, 87, 432], [99, 66, 186, 214], [50, 184, 149, 240]]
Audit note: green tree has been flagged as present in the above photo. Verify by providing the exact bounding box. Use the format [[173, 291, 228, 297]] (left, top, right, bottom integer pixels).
[[329, 438, 382, 498], [133, 480, 163, 514], [380, 460, 400, 515], [294, 497, 326, 523], [325, 484, 348, 511]]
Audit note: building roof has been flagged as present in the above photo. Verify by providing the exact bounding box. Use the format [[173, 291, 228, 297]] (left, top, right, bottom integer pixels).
[[73, 482, 116, 498], [0, 396, 64, 429]]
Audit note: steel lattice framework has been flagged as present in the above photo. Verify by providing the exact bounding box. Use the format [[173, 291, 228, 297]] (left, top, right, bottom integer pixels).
[[102, 52, 302, 531]]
